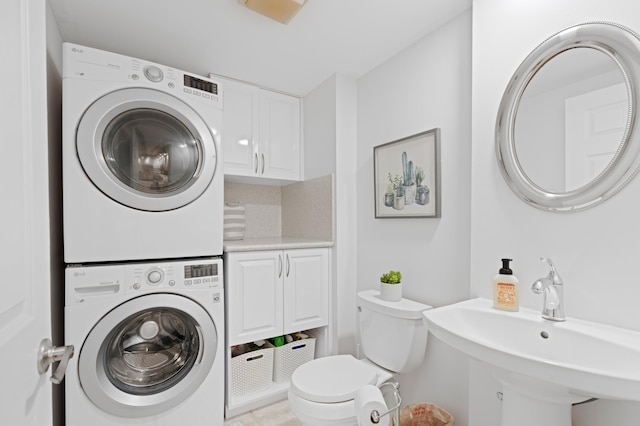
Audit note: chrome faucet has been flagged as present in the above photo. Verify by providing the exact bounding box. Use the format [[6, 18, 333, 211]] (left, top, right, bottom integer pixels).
[[531, 257, 565, 321]]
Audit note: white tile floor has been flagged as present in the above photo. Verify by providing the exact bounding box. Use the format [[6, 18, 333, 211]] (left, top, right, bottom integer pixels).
[[223, 399, 300, 426]]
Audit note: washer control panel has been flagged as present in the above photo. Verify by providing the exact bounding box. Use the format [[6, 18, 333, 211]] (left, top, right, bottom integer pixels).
[[64, 257, 223, 305], [126, 258, 222, 294]]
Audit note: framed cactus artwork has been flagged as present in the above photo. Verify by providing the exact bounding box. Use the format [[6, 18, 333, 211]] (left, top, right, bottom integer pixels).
[[373, 128, 441, 218]]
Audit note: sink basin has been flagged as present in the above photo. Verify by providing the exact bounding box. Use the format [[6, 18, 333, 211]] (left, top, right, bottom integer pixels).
[[423, 298, 640, 426]]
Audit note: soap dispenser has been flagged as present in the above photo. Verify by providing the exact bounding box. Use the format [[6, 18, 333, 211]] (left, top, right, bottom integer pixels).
[[493, 258, 519, 311]]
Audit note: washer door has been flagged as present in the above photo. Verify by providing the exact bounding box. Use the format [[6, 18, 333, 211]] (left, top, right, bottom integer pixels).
[[76, 88, 218, 211], [78, 294, 218, 417]]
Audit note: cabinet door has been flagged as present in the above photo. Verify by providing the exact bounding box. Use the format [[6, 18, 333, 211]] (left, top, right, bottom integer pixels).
[[220, 78, 260, 177], [259, 90, 301, 180], [227, 251, 284, 345], [283, 248, 329, 334]]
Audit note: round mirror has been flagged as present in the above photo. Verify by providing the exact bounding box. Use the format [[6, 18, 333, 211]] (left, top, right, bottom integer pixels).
[[496, 22, 640, 212]]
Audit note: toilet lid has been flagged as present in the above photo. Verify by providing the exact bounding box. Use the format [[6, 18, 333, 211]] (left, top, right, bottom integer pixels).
[[290, 355, 378, 403]]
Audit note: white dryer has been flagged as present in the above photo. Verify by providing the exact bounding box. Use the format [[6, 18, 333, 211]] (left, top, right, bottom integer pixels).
[[63, 43, 224, 263], [65, 257, 224, 425]]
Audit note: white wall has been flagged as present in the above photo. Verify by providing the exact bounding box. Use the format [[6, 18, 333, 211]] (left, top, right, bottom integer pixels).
[[304, 76, 337, 180], [356, 10, 472, 424], [471, 1, 640, 424], [304, 74, 359, 356]]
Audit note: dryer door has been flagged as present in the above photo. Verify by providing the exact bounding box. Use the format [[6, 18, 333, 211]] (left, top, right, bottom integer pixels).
[[78, 293, 218, 417], [76, 88, 218, 211]]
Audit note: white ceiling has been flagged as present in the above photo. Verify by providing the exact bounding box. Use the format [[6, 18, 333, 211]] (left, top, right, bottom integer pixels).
[[48, 0, 471, 96]]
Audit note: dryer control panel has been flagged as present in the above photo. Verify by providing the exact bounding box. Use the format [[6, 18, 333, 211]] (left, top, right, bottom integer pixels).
[[65, 258, 223, 305], [62, 42, 222, 108]]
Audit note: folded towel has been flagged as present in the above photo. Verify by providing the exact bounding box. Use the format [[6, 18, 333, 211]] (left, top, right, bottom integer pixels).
[[224, 202, 245, 241]]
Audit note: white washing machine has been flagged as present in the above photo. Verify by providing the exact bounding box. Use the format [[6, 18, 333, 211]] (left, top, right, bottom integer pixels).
[[64, 257, 224, 425], [63, 42, 224, 263]]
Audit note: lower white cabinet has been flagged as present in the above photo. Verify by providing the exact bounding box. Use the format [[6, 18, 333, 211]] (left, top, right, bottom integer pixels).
[[224, 247, 330, 417], [226, 248, 329, 345]]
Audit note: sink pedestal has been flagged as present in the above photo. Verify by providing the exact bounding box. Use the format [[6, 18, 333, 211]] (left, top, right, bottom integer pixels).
[[423, 298, 640, 426], [498, 372, 584, 426]]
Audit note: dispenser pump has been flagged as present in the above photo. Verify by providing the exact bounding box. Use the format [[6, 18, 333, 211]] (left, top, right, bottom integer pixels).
[[499, 258, 513, 275]]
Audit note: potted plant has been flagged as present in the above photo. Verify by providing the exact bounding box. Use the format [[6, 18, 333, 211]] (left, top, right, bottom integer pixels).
[[384, 182, 394, 207], [402, 152, 416, 205], [387, 173, 405, 210], [414, 166, 430, 205], [379, 270, 402, 302]]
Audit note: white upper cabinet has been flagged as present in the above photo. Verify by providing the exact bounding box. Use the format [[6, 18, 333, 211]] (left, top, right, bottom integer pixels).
[[217, 76, 301, 181], [259, 90, 301, 180]]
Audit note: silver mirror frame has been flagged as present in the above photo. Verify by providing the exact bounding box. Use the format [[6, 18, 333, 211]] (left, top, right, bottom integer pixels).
[[496, 22, 640, 212]]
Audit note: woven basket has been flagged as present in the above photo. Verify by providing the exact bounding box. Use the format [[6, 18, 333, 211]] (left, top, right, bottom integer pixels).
[[271, 337, 316, 383], [230, 347, 273, 398]]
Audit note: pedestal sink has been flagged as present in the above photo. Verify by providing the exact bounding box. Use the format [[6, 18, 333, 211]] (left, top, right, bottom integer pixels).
[[423, 298, 640, 426]]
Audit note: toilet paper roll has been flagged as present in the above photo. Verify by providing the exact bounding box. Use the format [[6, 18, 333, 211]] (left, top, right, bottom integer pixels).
[[354, 384, 389, 426]]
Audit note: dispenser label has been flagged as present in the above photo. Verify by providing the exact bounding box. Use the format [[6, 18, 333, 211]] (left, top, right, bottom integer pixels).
[[496, 283, 517, 309]]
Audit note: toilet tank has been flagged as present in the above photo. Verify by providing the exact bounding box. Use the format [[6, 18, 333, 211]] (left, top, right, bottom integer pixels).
[[357, 290, 432, 373]]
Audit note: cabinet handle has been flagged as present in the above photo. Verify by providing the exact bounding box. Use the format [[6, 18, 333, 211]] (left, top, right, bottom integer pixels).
[[286, 254, 290, 277], [254, 153, 258, 174], [278, 254, 283, 278], [261, 153, 265, 174]]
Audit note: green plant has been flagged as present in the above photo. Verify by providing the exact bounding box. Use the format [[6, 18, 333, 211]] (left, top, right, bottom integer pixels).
[[380, 270, 402, 284], [415, 166, 425, 187], [387, 173, 404, 196], [402, 152, 414, 186]]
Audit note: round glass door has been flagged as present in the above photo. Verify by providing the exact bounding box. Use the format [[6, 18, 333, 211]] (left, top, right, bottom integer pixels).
[[78, 294, 218, 418], [77, 88, 218, 211], [103, 307, 201, 395], [102, 109, 201, 196]]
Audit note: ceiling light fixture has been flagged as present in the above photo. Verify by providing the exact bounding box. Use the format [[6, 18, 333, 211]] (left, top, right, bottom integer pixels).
[[238, 0, 307, 25]]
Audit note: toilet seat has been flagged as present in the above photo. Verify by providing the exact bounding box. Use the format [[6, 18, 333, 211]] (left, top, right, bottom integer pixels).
[[289, 355, 392, 425], [290, 355, 379, 403]]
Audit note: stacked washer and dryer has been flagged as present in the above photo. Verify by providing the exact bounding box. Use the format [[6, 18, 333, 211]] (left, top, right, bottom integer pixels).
[[62, 43, 226, 425]]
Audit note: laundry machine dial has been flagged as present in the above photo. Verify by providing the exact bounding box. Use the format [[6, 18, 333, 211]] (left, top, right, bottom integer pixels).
[[143, 65, 164, 82], [146, 269, 164, 285]]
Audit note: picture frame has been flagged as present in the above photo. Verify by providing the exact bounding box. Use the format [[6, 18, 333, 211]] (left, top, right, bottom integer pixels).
[[374, 128, 441, 218]]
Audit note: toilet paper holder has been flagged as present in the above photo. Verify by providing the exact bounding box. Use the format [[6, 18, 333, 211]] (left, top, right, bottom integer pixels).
[[369, 381, 402, 424]]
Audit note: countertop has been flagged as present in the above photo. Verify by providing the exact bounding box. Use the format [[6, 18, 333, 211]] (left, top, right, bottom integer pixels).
[[223, 237, 334, 253]]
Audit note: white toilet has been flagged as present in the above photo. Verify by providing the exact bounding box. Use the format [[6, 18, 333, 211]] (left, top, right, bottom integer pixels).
[[288, 289, 432, 425]]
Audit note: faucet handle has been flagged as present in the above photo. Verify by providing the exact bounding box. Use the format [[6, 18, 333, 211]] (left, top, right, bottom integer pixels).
[[540, 257, 556, 270], [540, 257, 563, 285]]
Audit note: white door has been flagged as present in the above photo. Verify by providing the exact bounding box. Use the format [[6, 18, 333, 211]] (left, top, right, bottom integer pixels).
[[0, 0, 53, 424], [283, 249, 329, 334], [219, 77, 261, 177], [259, 90, 301, 180], [226, 251, 283, 345], [565, 82, 628, 191]]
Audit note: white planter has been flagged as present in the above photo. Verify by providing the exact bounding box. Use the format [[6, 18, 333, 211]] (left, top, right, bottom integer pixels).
[[379, 282, 402, 302]]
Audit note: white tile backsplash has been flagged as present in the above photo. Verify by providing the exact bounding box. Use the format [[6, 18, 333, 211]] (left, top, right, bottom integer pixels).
[[224, 182, 283, 238], [282, 175, 333, 240], [224, 175, 333, 241]]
